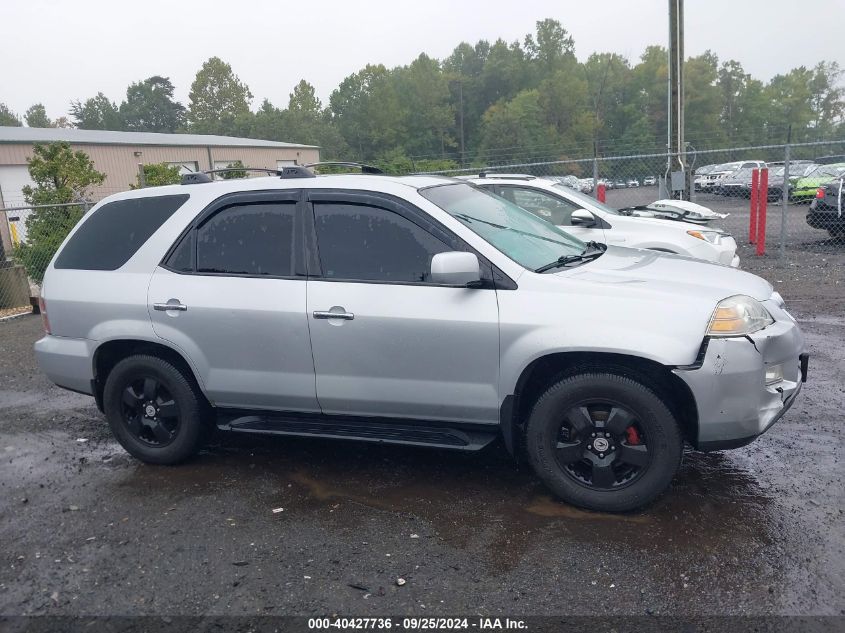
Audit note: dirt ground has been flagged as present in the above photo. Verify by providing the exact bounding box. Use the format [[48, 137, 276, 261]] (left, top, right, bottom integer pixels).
[[0, 228, 842, 618]]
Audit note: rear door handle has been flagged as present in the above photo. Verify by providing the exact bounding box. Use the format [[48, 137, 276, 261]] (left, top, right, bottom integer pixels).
[[154, 302, 188, 312], [312, 310, 354, 320]]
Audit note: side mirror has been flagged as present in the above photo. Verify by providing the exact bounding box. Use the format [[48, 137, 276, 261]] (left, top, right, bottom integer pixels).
[[571, 209, 597, 227], [430, 252, 481, 286]]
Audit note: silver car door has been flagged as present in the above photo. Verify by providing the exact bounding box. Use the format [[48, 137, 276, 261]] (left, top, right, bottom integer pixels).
[[148, 190, 318, 412], [305, 191, 501, 425]]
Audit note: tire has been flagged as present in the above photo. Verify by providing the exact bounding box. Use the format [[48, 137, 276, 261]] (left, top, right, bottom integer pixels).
[[103, 354, 207, 464], [524, 372, 682, 512]]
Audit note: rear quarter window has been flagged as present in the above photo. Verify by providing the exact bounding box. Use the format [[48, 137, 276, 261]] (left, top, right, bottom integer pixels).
[[54, 194, 189, 271]]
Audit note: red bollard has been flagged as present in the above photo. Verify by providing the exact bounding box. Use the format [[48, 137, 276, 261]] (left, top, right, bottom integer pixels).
[[749, 169, 759, 244], [756, 168, 768, 256], [597, 182, 606, 203]]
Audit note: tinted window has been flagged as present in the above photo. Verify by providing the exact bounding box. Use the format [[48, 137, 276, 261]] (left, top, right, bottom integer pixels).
[[313, 203, 449, 283], [55, 194, 189, 270], [196, 203, 295, 276], [165, 232, 193, 272], [500, 186, 581, 225]]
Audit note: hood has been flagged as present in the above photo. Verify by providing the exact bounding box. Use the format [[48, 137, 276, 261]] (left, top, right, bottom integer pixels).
[[554, 246, 772, 303]]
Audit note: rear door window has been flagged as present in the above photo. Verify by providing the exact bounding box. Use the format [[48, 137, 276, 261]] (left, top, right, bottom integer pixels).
[[196, 202, 296, 276], [55, 194, 189, 270]]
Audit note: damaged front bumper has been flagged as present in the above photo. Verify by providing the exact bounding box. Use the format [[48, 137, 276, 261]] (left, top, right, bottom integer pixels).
[[673, 304, 807, 451]]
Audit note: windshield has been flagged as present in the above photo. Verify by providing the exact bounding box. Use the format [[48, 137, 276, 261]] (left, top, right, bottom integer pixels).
[[551, 183, 622, 215], [808, 164, 845, 179], [420, 183, 585, 270]]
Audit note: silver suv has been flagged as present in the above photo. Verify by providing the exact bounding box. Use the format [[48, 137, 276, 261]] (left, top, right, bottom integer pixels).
[[34, 168, 808, 512]]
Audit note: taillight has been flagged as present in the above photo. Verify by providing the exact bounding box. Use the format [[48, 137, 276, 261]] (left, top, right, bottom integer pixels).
[[38, 296, 51, 334], [816, 188, 825, 199]]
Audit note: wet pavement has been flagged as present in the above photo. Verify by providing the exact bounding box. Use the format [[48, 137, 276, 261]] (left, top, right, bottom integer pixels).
[[0, 282, 843, 616]]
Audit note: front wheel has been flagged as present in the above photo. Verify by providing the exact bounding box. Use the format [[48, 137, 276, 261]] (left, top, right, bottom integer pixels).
[[524, 372, 683, 512]]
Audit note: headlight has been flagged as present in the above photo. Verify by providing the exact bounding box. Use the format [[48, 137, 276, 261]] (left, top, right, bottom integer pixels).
[[707, 295, 774, 337], [687, 230, 723, 245]]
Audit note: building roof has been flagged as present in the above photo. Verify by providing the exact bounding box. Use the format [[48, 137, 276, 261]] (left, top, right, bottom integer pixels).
[[0, 126, 318, 149]]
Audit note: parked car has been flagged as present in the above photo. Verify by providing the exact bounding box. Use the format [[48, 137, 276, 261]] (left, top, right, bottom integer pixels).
[[693, 164, 717, 191], [717, 167, 789, 201], [578, 178, 594, 194], [467, 174, 740, 267], [807, 177, 845, 238], [552, 175, 580, 190], [792, 163, 845, 202], [702, 161, 766, 193], [643, 176, 657, 186], [627, 178, 640, 187], [34, 167, 807, 512]]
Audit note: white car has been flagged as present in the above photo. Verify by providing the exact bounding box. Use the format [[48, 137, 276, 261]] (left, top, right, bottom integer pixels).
[[467, 175, 740, 267]]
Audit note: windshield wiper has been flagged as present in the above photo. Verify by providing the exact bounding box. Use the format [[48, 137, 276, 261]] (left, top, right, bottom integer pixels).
[[534, 241, 606, 273]]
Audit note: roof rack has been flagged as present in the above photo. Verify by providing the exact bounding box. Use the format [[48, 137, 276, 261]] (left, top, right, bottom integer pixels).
[[181, 165, 316, 185], [476, 172, 537, 180], [304, 161, 384, 174]]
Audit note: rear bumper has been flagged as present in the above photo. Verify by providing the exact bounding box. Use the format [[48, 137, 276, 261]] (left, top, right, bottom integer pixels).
[[34, 335, 95, 395], [807, 200, 844, 229], [673, 310, 806, 450]]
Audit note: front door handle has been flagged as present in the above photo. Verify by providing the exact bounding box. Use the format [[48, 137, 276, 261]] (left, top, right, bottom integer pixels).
[[154, 302, 188, 312], [313, 310, 354, 320]]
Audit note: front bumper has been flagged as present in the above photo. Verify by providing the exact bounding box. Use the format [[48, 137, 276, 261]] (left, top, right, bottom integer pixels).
[[672, 307, 806, 451]]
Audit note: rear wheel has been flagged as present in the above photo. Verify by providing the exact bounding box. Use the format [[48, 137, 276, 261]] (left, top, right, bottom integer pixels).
[[524, 372, 682, 512], [103, 354, 206, 464]]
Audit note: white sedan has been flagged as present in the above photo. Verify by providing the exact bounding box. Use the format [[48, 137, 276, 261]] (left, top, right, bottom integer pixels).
[[466, 175, 740, 267]]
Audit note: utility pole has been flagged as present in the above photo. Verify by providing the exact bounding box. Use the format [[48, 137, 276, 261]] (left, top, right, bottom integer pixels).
[[667, 0, 689, 200]]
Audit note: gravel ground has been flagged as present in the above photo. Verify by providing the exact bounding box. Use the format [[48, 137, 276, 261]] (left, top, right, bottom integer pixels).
[[0, 232, 842, 618]]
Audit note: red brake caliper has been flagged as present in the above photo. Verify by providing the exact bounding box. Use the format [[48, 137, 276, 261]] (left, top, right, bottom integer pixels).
[[625, 426, 641, 445]]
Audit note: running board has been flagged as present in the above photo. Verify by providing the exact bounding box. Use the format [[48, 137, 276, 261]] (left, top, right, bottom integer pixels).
[[217, 413, 498, 451]]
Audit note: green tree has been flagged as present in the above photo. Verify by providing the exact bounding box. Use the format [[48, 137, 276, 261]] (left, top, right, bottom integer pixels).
[[25, 103, 53, 128], [0, 103, 22, 126], [120, 76, 185, 132], [187, 57, 253, 135], [394, 54, 455, 157], [477, 89, 557, 163], [132, 162, 182, 188], [330, 64, 404, 160], [70, 93, 124, 130], [13, 143, 106, 283], [220, 159, 247, 179]]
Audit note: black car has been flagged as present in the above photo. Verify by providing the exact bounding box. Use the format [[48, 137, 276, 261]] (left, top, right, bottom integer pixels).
[[807, 178, 845, 238], [717, 168, 785, 201]]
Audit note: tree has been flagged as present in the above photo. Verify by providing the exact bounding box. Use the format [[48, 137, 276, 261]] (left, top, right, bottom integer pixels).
[[120, 76, 186, 132], [187, 57, 253, 135], [0, 103, 22, 126], [25, 104, 54, 128], [477, 90, 557, 163], [13, 143, 106, 283], [132, 162, 182, 188], [219, 159, 247, 179], [70, 93, 124, 130]]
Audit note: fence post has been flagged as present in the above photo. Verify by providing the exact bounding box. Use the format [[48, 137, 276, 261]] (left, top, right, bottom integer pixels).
[[780, 145, 790, 265], [137, 163, 146, 188], [592, 156, 599, 201], [757, 168, 768, 256], [749, 168, 759, 244]]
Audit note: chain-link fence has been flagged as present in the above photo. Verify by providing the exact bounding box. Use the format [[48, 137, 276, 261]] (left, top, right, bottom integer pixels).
[[0, 201, 92, 316], [427, 139, 845, 258], [2, 141, 843, 317]]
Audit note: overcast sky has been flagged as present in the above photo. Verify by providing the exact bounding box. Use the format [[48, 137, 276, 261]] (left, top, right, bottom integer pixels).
[[3, 0, 844, 120]]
